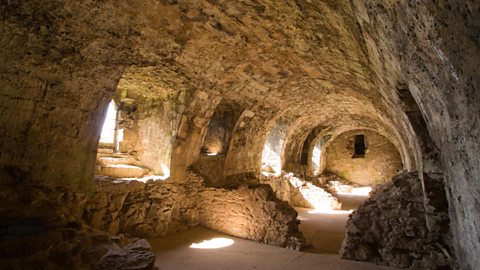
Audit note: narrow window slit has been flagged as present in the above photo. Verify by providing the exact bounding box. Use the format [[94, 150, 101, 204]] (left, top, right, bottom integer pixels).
[[353, 135, 365, 158]]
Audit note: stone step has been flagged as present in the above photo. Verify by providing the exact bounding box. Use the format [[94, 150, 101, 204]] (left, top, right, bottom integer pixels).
[[97, 152, 130, 159], [96, 164, 149, 178], [97, 148, 114, 154], [97, 156, 139, 166]]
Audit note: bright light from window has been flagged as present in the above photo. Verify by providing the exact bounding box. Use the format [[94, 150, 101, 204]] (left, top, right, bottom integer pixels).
[[100, 100, 118, 143], [312, 142, 322, 175], [160, 163, 170, 179], [189, 238, 235, 249], [312, 145, 321, 167], [261, 144, 281, 176]]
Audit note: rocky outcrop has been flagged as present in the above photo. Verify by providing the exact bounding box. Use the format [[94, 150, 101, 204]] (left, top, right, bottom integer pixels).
[[340, 172, 455, 269], [0, 202, 155, 270]]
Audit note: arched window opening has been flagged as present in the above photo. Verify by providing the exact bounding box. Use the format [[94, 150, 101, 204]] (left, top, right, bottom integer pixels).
[[312, 139, 323, 175], [99, 100, 122, 152], [311, 134, 331, 176], [95, 66, 188, 181], [300, 132, 316, 166]]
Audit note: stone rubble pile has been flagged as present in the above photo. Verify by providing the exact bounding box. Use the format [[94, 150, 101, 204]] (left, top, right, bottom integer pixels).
[[340, 172, 455, 269], [0, 204, 155, 270]]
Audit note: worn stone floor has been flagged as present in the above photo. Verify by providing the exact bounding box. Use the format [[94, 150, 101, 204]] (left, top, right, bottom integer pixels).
[[297, 192, 369, 254], [149, 226, 393, 270], [149, 193, 391, 270], [297, 207, 354, 254]]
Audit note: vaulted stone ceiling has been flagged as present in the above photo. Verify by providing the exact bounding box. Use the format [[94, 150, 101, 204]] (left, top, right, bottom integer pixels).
[[1, 0, 479, 269]]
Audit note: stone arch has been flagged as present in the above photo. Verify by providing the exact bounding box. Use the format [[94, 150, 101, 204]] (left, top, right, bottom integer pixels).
[[169, 90, 221, 181], [282, 113, 415, 177], [191, 98, 244, 186], [223, 106, 282, 180], [94, 66, 196, 178]]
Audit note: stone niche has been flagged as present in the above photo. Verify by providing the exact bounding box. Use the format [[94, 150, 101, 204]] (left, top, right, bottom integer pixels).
[[192, 99, 244, 186], [323, 130, 403, 186]]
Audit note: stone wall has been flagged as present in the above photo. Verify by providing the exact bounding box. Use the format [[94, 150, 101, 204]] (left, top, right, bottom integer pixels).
[[170, 91, 221, 181], [115, 66, 193, 176], [324, 130, 403, 185], [0, 1, 180, 189], [352, 2, 480, 268], [85, 172, 305, 250], [224, 107, 279, 177], [0, 171, 305, 269], [0, 176, 156, 270], [196, 184, 305, 249], [340, 172, 454, 269], [200, 99, 243, 155], [259, 174, 341, 210]]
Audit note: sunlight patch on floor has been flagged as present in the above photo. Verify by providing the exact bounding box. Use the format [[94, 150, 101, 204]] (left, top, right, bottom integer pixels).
[[189, 238, 235, 249]]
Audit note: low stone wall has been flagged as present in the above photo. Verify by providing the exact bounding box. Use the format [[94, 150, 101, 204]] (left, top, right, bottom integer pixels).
[[90, 172, 304, 249], [0, 171, 305, 268], [260, 174, 341, 210], [340, 172, 455, 269], [197, 184, 305, 249]]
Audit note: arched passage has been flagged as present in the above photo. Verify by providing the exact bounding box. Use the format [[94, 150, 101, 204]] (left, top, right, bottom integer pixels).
[[94, 66, 196, 180], [322, 129, 403, 185], [223, 106, 281, 180], [261, 115, 294, 175], [191, 99, 244, 185]]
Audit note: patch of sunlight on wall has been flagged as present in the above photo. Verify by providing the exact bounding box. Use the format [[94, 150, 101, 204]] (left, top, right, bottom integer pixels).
[[312, 143, 322, 175], [262, 144, 281, 175], [160, 163, 170, 179], [190, 238, 235, 249], [100, 100, 118, 143], [286, 175, 341, 211]]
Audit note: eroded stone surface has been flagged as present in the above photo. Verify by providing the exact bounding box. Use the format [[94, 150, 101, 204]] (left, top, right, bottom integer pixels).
[[340, 172, 455, 269], [0, 199, 155, 270], [0, 170, 304, 268]]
